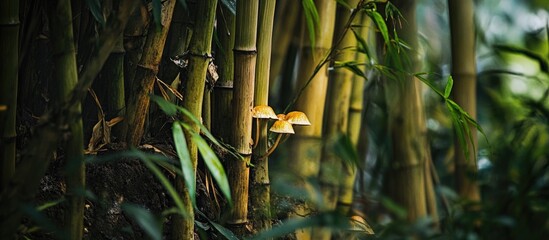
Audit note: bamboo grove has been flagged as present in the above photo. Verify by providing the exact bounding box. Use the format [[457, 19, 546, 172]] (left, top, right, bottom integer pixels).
[[2, 0, 549, 239]]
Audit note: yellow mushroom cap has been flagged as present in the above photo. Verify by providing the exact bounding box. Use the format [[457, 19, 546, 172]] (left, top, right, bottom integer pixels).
[[269, 120, 295, 134], [252, 105, 278, 119], [276, 113, 286, 120], [285, 111, 311, 126]]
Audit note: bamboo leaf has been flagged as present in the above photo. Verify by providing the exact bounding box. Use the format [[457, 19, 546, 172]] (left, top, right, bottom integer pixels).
[[172, 122, 195, 206], [368, 11, 389, 45], [334, 61, 368, 80], [335, 0, 352, 10], [444, 76, 454, 98], [193, 134, 232, 203], [220, 0, 236, 15], [302, 0, 320, 48], [250, 211, 349, 240], [132, 150, 188, 216], [85, 0, 105, 26], [209, 221, 239, 240], [122, 204, 162, 240], [152, 0, 162, 29], [351, 28, 372, 61], [151, 95, 178, 116], [414, 73, 445, 98]]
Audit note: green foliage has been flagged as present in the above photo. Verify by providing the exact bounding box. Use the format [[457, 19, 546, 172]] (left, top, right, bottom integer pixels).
[[151, 95, 233, 204], [122, 203, 163, 240], [301, 0, 320, 48], [220, 0, 236, 15], [84, 0, 105, 26], [172, 122, 195, 205]]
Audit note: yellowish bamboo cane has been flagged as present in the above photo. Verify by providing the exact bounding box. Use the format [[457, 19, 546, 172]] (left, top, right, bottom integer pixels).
[[382, 0, 431, 221], [287, 0, 337, 239], [250, 0, 276, 232], [124, 0, 176, 146], [226, 0, 258, 235], [448, 0, 481, 203]]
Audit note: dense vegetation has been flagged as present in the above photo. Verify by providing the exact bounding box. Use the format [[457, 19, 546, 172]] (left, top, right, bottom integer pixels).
[[0, 0, 548, 239]]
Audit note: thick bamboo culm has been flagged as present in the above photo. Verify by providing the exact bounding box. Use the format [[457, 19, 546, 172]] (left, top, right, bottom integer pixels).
[[382, 0, 432, 221], [448, 0, 481, 203], [124, 0, 176, 146], [226, 1, 259, 234], [171, 0, 218, 239], [287, 0, 337, 239], [47, 0, 85, 238], [250, 0, 276, 232], [316, 1, 360, 239]]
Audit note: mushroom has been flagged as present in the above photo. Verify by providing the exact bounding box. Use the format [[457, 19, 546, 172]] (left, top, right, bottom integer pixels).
[[284, 111, 311, 126], [263, 119, 295, 158], [252, 105, 278, 148]]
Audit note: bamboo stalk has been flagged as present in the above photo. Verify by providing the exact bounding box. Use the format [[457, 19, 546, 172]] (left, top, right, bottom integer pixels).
[[381, 0, 431, 221], [47, 0, 85, 238], [226, 0, 259, 234], [287, 0, 337, 239], [448, 0, 481, 203], [212, 4, 235, 143], [0, 0, 19, 192], [250, 0, 276, 233], [316, 2, 360, 239], [338, 14, 372, 215], [124, 0, 176, 146], [172, 0, 218, 239], [268, 0, 299, 98]]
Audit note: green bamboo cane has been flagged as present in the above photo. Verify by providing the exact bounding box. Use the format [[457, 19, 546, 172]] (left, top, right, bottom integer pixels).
[[0, 0, 19, 192], [250, 0, 276, 232], [124, 0, 176, 146], [226, 0, 259, 235], [212, 4, 235, 143], [47, 0, 85, 238], [172, 0, 218, 239]]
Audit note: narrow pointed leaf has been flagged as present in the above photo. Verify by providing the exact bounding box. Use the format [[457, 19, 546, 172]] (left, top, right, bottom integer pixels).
[[122, 204, 162, 240], [444, 76, 454, 98], [151, 95, 178, 116], [368, 11, 389, 45], [193, 134, 232, 203], [173, 122, 195, 206], [152, 0, 162, 29], [132, 150, 187, 216], [220, 0, 236, 15], [85, 0, 105, 25], [302, 0, 320, 47], [209, 221, 239, 240]]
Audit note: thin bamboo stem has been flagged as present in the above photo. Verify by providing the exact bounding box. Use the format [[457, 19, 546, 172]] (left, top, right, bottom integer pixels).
[[0, 0, 19, 192], [250, 0, 277, 233]]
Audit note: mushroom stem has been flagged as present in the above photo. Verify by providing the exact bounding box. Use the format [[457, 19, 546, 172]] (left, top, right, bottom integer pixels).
[[253, 118, 260, 149], [263, 133, 284, 158]]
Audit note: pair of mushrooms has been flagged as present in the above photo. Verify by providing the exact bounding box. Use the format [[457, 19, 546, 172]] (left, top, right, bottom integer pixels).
[[252, 105, 311, 158]]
